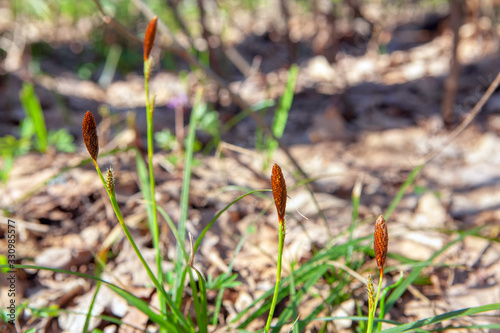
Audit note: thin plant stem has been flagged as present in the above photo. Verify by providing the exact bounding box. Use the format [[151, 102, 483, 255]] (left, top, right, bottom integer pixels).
[[348, 175, 362, 263], [377, 271, 404, 331], [83, 250, 105, 333], [144, 59, 166, 319], [265, 221, 285, 333], [83, 281, 101, 333], [367, 273, 384, 333], [93, 160, 108, 195], [174, 90, 203, 305], [93, 163, 190, 330]]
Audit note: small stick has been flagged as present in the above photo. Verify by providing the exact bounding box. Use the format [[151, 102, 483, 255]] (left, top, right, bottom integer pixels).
[[0, 217, 50, 233], [420, 69, 500, 165]]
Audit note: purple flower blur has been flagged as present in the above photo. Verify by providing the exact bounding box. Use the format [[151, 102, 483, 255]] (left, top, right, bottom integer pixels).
[[167, 94, 188, 109]]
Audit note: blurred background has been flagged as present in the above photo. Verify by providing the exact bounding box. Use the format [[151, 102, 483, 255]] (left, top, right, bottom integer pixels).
[[2, 0, 500, 152], [1, 0, 500, 332]]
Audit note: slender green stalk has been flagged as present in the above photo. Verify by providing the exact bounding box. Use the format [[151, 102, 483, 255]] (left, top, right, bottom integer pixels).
[[93, 163, 190, 330], [384, 164, 423, 220], [144, 58, 166, 320], [347, 177, 362, 263], [174, 91, 203, 304], [83, 281, 101, 333], [3, 263, 181, 331], [377, 271, 404, 331], [367, 273, 383, 333], [19, 82, 48, 152], [83, 250, 105, 333], [265, 221, 285, 333], [288, 262, 299, 333]]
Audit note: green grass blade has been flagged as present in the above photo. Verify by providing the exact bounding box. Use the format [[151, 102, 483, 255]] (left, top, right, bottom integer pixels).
[[1, 264, 178, 331], [187, 267, 204, 332], [187, 232, 207, 333], [95, 165, 188, 328], [288, 265, 299, 333], [384, 164, 423, 220], [189, 263, 208, 333], [175, 265, 190, 312], [232, 237, 369, 326], [272, 64, 299, 139], [380, 303, 500, 333], [193, 189, 270, 253], [157, 206, 187, 261], [0, 154, 14, 184], [84, 250, 107, 333], [82, 282, 101, 333], [98, 43, 121, 88], [377, 271, 404, 331], [144, 64, 166, 323], [3, 306, 153, 332], [174, 90, 205, 299], [297, 274, 353, 330], [237, 265, 329, 329], [236, 238, 370, 328], [424, 324, 500, 331], [134, 147, 164, 313], [265, 64, 299, 166], [384, 227, 485, 314], [19, 82, 48, 152], [347, 178, 362, 263], [305, 316, 399, 325], [271, 265, 330, 332]]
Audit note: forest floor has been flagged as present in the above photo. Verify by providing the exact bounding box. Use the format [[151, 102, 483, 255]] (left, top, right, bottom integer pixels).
[[1, 2, 500, 332]]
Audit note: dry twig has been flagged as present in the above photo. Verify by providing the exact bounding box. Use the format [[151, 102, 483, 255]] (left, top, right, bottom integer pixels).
[[421, 70, 500, 165]]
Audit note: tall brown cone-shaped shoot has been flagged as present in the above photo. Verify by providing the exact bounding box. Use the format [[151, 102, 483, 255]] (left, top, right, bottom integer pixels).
[[82, 111, 99, 161], [143, 16, 158, 61], [374, 215, 388, 276], [271, 164, 287, 224]]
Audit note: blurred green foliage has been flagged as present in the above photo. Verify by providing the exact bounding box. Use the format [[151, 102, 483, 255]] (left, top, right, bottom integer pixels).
[[0, 83, 76, 184]]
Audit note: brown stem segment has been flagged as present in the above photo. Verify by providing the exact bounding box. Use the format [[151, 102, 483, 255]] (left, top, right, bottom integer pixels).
[[271, 164, 287, 224], [374, 215, 388, 276], [82, 111, 99, 161]]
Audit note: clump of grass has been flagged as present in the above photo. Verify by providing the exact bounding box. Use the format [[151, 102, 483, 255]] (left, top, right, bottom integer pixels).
[[78, 14, 271, 332], [82, 110, 187, 328], [81, 17, 190, 330]]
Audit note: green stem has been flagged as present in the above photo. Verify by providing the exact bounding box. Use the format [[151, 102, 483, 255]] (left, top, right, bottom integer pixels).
[[377, 271, 404, 331], [144, 60, 166, 320], [93, 164, 190, 330], [367, 272, 384, 333], [347, 181, 361, 264], [83, 281, 101, 333], [174, 90, 203, 305], [265, 221, 285, 333]]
